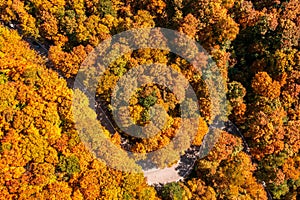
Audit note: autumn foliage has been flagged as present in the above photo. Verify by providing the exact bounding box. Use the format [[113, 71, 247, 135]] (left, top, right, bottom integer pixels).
[[0, 25, 158, 199], [0, 0, 299, 199]]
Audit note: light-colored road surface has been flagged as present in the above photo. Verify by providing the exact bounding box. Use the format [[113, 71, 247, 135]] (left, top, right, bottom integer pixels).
[[143, 163, 182, 185]]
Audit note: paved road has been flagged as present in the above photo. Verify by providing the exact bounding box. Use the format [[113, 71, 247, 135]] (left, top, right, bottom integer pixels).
[[144, 164, 182, 185]]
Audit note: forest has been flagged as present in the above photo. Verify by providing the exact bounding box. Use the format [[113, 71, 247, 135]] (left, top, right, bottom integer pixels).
[[0, 0, 299, 199]]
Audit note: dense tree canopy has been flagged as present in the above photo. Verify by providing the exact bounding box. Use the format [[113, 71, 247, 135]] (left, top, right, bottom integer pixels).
[[0, 25, 158, 199], [0, 0, 299, 199]]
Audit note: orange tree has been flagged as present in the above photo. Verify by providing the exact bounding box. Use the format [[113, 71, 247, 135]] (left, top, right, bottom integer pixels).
[[160, 131, 268, 199], [1, 0, 299, 199], [0, 25, 159, 199], [229, 0, 300, 199]]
